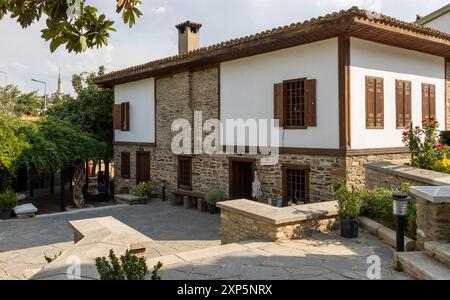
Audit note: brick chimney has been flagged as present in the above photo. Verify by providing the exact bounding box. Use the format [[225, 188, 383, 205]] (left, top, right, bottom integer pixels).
[[175, 21, 202, 54]]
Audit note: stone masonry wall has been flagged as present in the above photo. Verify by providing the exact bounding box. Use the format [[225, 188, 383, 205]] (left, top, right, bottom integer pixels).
[[346, 153, 410, 189], [415, 197, 450, 250], [220, 209, 337, 244], [365, 166, 425, 190]]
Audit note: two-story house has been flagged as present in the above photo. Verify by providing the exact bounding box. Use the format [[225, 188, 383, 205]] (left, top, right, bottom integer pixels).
[[94, 7, 450, 205]]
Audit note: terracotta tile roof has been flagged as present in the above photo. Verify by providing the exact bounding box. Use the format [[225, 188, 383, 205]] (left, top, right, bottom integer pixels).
[[94, 6, 450, 86]]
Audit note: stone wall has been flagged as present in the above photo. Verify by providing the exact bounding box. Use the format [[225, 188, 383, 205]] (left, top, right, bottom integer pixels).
[[346, 153, 410, 189], [365, 166, 424, 190]]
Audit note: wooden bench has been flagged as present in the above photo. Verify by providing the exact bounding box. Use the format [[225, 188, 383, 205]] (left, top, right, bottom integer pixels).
[[170, 189, 207, 211]]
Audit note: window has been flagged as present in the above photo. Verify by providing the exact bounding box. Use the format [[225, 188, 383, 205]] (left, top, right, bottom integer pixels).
[[114, 102, 130, 131], [282, 164, 310, 205], [177, 156, 192, 190], [121, 152, 130, 179], [396, 80, 412, 129], [366, 76, 384, 129], [422, 83, 436, 121], [274, 78, 316, 129]]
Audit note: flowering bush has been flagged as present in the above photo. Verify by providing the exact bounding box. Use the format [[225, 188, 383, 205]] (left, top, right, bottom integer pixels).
[[402, 118, 449, 170], [129, 181, 153, 199]]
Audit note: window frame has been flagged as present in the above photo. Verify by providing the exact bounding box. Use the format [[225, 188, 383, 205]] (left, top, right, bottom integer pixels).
[[177, 156, 193, 191], [283, 77, 307, 129], [282, 164, 310, 205], [120, 152, 131, 179]]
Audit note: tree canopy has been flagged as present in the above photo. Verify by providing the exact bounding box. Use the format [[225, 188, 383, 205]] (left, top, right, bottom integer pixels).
[[0, 84, 44, 117], [47, 66, 114, 159], [0, 114, 108, 176], [0, 0, 142, 53]]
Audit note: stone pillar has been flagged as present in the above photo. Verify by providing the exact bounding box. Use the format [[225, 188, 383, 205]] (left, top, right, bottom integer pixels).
[[410, 186, 450, 250]]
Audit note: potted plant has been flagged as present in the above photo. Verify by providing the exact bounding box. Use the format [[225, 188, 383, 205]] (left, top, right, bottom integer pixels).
[[333, 180, 361, 238], [206, 189, 224, 214], [0, 189, 18, 220]]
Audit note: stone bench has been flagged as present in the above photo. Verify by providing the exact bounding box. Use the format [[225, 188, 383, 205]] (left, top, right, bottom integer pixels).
[[114, 193, 146, 205], [170, 190, 206, 211], [14, 203, 38, 219], [217, 199, 338, 244], [32, 216, 153, 280]]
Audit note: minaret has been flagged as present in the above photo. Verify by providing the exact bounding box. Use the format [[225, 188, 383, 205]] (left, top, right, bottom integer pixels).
[[57, 67, 64, 97]]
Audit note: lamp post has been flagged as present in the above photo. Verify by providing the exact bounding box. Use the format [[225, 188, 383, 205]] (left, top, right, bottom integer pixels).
[[0, 70, 7, 86], [392, 192, 410, 252], [31, 78, 47, 111]]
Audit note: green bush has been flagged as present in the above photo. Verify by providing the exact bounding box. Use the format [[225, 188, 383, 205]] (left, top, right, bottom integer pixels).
[[95, 249, 162, 280], [0, 189, 18, 212], [359, 184, 417, 240], [333, 180, 360, 220], [129, 181, 153, 199], [206, 189, 224, 205]]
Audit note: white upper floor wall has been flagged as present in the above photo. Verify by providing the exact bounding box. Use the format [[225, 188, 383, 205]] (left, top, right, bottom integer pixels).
[[114, 78, 155, 143], [220, 38, 340, 149], [350, 38, 445, 149]]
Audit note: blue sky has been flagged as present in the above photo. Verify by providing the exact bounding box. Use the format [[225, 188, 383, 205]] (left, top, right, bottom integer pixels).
[[0, 0, 448, 95]]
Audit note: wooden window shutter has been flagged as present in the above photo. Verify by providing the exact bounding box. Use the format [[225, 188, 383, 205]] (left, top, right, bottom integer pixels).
[[429, 84, 436, 120], [121, 152, 130, 179], [121, 102, 130, 131], [273, 83, 284, 127], [366, 77, 376, 128], [305, 79, 317, 127], [404, 81, 412, 126], [395, 80, 404, 128], [375, 78, 384, 128], [114, 104, 122, 130], [422, 84, 430, 120]]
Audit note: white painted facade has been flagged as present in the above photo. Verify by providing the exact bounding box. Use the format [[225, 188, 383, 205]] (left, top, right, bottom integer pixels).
[[349, 38, 445, 149], [422, 12, 450, 33], [114, 78, 155, 143], [220, 38, 340, 149]]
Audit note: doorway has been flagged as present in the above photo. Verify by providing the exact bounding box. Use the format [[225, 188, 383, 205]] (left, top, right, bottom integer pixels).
[[136, 151, 150, 184], [229, 158, 254, 200]]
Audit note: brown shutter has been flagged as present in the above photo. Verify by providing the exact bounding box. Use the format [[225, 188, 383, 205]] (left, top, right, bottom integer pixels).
[[366, 77, 376, 128], [121, 102, 130, 131], [121, 152, 130, 179], [396, 80, 404, 128], [114, 104, 122, 130], [422, 83, 430, 120], [375, 78, 384, 128], [305, 79, 317, 127], [404, 81, 412, 126], [429, 84, 436, 120], [274, 83, 284, 127]]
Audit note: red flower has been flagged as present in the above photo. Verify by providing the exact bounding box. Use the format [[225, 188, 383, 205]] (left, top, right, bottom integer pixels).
[[429, 117, 435, 121], [437, 144, 445, 150], [402, 131, 408, 136], [429, 124, 436, 129], [415, 126, 420, 129], [422, 119, 427, 123]]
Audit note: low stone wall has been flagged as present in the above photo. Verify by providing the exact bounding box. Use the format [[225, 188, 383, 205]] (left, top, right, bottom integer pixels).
[[365, 160, 450, 190], [217, 199, 338, 244], [410, 186, 450, 250]]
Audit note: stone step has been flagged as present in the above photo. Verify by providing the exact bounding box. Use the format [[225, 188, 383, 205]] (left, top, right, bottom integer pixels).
[[396, 251, 450, 280], [425, 242, 450, 269]]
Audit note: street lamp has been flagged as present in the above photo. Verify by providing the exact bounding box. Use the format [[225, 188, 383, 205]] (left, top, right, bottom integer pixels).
[[0, 71, 7, 86], [392, 192, 410, 252], [31, 78, 47, 111]]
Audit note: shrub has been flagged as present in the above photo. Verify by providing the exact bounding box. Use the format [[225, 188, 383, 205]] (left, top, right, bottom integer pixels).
[[0, 189, 18, 212], [433, 157, 450, 174], [402, 118, 450, 170], [333, 180, 360, 220], [129, 181, 153, 199], [95, 249, 162, 280], [206, 189, 224, 205]]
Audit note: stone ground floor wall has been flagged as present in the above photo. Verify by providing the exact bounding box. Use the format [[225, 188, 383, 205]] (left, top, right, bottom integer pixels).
[[365, 166, 425, 190]]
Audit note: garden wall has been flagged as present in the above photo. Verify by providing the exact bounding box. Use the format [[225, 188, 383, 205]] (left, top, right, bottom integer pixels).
[[365, 160, 450, 190]]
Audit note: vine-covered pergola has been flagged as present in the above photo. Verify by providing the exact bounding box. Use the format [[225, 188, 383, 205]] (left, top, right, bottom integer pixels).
[[0, 114, 108, 209]]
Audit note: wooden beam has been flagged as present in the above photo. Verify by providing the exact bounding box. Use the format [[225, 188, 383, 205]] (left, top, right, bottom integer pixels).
[[338, 35, 351, 150], [446, 57, 450, 130]]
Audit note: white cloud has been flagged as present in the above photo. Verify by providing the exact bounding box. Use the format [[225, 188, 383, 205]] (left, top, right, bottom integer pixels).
[[151, 7, 167, 14]]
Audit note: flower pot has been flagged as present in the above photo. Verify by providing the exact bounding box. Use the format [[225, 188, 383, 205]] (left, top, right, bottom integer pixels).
[[0, 209, 13, 220], [208, 203, 220, 214], [340, 218, 359, 238]]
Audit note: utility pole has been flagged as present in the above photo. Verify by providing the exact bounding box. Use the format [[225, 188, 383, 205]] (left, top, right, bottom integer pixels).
[[31, 78, 47, 111]]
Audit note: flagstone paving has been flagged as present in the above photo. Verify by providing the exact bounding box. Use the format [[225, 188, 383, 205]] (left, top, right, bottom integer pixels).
[[149, 231, 412, 280], [0, 200, 220, 279]]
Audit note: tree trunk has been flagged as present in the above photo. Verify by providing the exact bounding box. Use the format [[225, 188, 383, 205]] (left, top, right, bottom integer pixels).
[[72, 163, 85, 208]]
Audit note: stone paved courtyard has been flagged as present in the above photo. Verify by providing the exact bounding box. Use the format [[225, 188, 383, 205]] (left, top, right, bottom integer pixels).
[[0, 200, 220, 279], [149, 231, 411, 280]]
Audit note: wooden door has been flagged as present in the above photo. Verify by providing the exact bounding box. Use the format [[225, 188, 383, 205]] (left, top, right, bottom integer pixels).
[[229, 160, 254, 200], [136, 152, 150, 184]]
